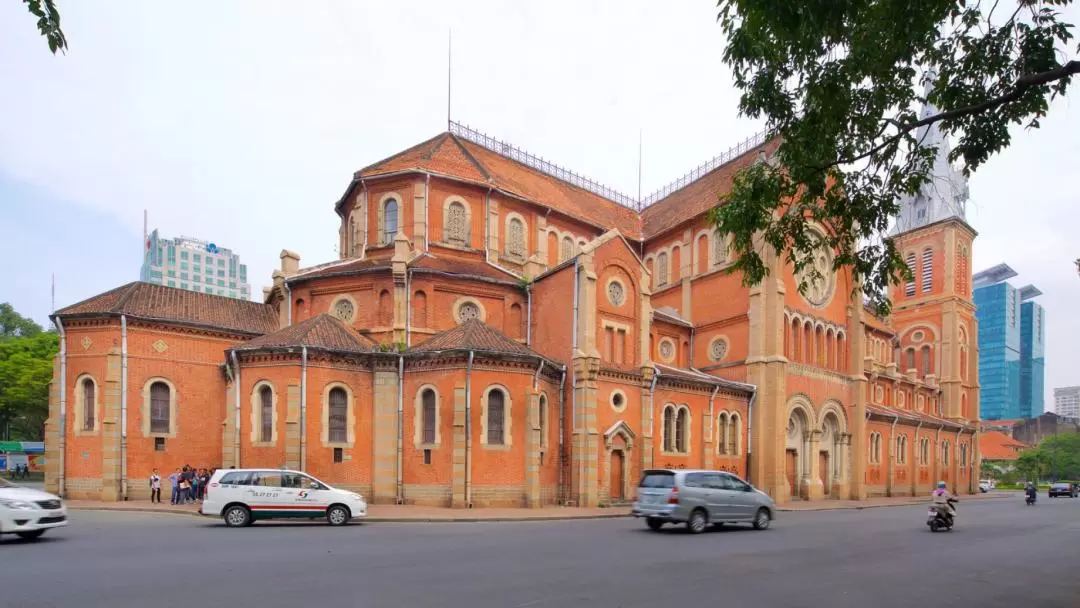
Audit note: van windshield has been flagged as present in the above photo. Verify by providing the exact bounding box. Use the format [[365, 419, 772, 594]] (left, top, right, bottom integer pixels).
[[638, 471, 675, 488]]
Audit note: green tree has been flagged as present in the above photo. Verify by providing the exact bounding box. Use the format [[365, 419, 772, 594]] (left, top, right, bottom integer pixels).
[[0, 303, 44, 340], [712, 0, 1078, 315], [22, 0, 67, 54], [0, 329, 58, 441], [1015, 448, 1051, 481]]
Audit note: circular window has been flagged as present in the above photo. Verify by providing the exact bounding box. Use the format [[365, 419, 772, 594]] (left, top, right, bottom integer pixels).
[[795, 235, 837, 308], [331, 298, 355, 323], [607, 280, 626, 307], [610, 390, 627, 412], [658, 339, 675, 362], [709, 337, 728, 362], [457, 301, 481, 323], [912, 330, 925, 343]]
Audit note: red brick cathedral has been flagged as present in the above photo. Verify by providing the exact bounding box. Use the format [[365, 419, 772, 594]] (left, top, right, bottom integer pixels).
[[45, 120, 979, 506]]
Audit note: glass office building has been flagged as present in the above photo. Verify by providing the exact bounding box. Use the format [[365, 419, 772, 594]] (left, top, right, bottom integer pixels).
[[973, 264, 1044, 420], [139, 229, 251, 300]]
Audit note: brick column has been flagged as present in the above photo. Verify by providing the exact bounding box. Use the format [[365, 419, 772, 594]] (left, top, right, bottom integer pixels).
[[412, 181, 427, 251], [372, 368, 399, 503], [284, 383, 302, 470], [524, 391, 541, 508], [221, 378, 238, 469], [451, 384, 467, 508], [44, 355, 62, 495], [639, 367, 655, 475], [100, 348, 122, 501], [848, 299, 869, 500]]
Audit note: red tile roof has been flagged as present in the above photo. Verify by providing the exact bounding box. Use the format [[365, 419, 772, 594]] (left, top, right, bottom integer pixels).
[[234, 313, 375, 353], [641, 138, 780, 239], [287, 255, 393, 283], [980, 430, 1027, 461], [408, 319, 545, 359], [654, 363, 755, 394], [866, 404, 971, 430], [410, 252, 520, 284], [53, 282, 277, 335]]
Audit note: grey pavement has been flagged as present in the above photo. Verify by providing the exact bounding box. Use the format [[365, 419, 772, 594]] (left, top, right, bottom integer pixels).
[[1, 496, 1078, 608]]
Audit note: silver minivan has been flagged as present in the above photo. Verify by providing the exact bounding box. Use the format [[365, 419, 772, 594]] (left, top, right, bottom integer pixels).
[[631, 469, 776, 533]]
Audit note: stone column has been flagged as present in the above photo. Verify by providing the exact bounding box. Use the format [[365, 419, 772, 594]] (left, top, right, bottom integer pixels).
[[221, 378, 238, 470], [412, 181, 427, 251], [451, 384, 467, 508], [535, 213, 549, 271], [524, 391, 541, 508], [848, 296, 869, 500], [44, 355, 62, 495], [100, 348, 122, 501], [372, 367, 400, 504], [569, 253, 601, 507], [836, 433, 852, 498], [358, 190, 369, 259], [807, 429, 823, 500], [392, 232, 410, 345], [639, 367, 656, 475], [486, 197, 500, 262], [284, 383, 302, 471]]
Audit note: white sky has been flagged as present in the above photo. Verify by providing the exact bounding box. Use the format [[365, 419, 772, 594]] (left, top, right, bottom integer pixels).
[[0, 1, 1076, 409]]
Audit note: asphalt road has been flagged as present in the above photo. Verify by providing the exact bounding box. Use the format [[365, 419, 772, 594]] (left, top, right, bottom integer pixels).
[[2, 496, 1078, 608]]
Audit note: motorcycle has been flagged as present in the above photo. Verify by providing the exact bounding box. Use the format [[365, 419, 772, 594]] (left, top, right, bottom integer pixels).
[[1025, 492, 1036, 505], [927, 498, 958, 532]]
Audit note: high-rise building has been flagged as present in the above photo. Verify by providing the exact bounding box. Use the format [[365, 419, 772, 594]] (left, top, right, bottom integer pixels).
[[1054, 386, 1080, 419], [972, 265, 1044, 419], [140, 229, 250, 300], [1020, 289, 1045, 416]]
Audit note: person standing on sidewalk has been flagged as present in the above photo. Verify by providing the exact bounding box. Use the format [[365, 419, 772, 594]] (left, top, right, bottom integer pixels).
[[168, 468, 181, 504], [149, 469, 162, 503]]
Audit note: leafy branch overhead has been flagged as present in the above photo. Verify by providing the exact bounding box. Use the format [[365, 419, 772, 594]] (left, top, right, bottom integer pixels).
[[23, 0, 67, 54], [711, 0, 1078, 316]]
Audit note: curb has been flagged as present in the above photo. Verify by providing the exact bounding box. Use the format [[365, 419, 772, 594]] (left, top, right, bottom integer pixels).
[[776, 493, 1013, 512], [66, 505, 630, 523]]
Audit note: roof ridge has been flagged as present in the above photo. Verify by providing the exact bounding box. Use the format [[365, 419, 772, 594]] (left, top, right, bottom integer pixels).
[[112, 281, 144, 312], [447, 132, 491, 181], [356, 132, 449, 176]]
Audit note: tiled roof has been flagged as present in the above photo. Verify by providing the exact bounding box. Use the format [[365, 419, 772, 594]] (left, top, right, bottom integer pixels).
[[641, 138, 780, 239], [411, 252, 520, 283], [653, 306, 692, 327], [287, 255, 393, 283], [53, 282, 277, 335], [654, 363, 755, 395], [980, 430, 1027, 461], [408, 319, 545, 359], [358, 133, 642, 239], [865, 404, 971, 429], [234, 314, 374, 353]]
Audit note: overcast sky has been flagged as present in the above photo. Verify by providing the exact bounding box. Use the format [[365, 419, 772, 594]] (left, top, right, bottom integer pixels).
[[1, 1, 1076, 410]]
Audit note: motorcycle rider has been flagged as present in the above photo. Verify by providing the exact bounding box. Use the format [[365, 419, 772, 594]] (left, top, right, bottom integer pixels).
[[1025, 481, 1037, 502], [931, 481, 957, 523]]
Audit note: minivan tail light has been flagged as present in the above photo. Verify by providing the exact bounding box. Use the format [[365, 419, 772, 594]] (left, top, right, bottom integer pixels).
[[668, 487, 679, 504]]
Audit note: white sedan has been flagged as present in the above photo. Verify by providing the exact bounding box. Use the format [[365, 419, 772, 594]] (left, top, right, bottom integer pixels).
[[0, 477, 68, 540]]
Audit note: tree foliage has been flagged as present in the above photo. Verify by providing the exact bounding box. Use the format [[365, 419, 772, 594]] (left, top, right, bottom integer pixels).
[[23, 0, 67, 54], [712, 0, 1078, 315], [1016, 433, 1080, 481], [0, 304, 56, 441]]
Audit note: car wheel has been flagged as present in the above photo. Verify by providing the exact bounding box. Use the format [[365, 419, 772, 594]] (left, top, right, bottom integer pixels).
[[752, 508, 771, 530], [224, 505, 251, 528], [16, 530, 45, 540], [686, 509, 708, 534], [326, 505, 350, 526], [646, 517, 664, 531]]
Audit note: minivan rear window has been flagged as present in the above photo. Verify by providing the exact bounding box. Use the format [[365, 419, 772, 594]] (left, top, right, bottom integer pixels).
[[638, 471, 675, 488]]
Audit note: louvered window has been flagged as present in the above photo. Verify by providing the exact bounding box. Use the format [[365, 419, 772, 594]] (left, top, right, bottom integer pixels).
[[905, 252, 916, 296], [921, 248, 933, 293]]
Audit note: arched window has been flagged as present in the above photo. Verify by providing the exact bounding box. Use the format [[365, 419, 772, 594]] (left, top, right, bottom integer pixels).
[[906, 348, 915, 372], [422, 388, 436, 444], [508, 303, 523, 339], [260, 385, 273, 443], [383, 198, 399, 244], [506, 217, 526, 259], [662, 405, 675, 452], [329, 387, 348, 443], [905, 252, 916, 296], [960, 444, 968, 469], [560, 236, 574, 262], [539, 394, 548, 448], [921, 248, 933, 293], [920, 437, 930, 465], [717, 413, 729, 454], [150, 381, 171, 433], [445, 201, 468, 246], [671, 246, 682, 283], [728, 414, 739, 456], [82, 378, 95, 431], [791, 319, 801, 362], [378, 289, 392, 326], [921, 345, 932, 376], [675, 407, 689, 453], [696, 233, 709, 274], [896, 435, 907, 464], [656, 252, 669, 286], [941, 441, 950, 466], [713, 231, 727, 266], [412, 290, 428, 328], [487, 389, 506, 445]]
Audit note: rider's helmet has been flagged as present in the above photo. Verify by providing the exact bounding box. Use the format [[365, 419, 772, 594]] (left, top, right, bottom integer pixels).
[[937, 481, 947, 489]]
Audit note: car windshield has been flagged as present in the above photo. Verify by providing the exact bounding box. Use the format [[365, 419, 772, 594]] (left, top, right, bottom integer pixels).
[[638, 472, 675, 488]]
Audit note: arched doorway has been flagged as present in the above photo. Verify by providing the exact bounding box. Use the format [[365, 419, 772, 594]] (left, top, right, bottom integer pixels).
[[785, 404, 812, 500], [818, 402, 850, 500], [611, 449, 625, 501], [604, 421, 636, 505]]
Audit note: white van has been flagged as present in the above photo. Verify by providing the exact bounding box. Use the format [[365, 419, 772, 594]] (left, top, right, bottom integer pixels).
[[201, 468, 367, 527]]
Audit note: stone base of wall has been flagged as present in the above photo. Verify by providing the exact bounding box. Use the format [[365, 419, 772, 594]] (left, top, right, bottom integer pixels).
[[470, 485, 527, 508], [540, 484, 559, 506], [866, 486, 889, 498], [63, 477, 104, 500], [403, 483, 452, 506]]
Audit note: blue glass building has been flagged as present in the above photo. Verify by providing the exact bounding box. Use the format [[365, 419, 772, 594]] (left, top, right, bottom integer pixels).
[[972, 264, 1044, 420]]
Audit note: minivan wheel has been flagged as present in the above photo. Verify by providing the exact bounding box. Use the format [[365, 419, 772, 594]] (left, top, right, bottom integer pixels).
[[687, 509, 708, 534], [326, 505, 350, 526], [752, 508, 771, 530], [646, 517, 664, 531], [224, 505, 251, 528]]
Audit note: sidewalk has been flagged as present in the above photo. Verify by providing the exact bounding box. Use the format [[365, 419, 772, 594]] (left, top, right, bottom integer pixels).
[[63, 491, 1016, 521]]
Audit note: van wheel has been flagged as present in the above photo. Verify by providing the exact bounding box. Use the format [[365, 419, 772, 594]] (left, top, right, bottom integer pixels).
[[686, 509, 708, 534], [646, 517, 664, 531], [326, 505, 350, 526], [224, 505, 251, 528], [752, 508, 771, 530]]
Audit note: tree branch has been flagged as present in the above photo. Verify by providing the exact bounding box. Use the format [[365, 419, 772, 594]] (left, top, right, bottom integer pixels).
[[812, 60, 1080, 170]]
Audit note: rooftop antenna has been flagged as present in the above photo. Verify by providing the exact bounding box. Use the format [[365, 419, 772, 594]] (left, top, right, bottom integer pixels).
[[636, 129, 643, 210], [446, 29, 452, 129]]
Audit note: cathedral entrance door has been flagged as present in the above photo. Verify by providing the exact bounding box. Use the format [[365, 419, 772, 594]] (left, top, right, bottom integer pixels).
[[786, 449, 798, 498], [820, 451, 830, 496], [611, 450, 625, 502]]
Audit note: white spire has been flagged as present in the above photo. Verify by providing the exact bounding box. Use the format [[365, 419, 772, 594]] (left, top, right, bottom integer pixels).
[[892, 69, 970, 235]]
